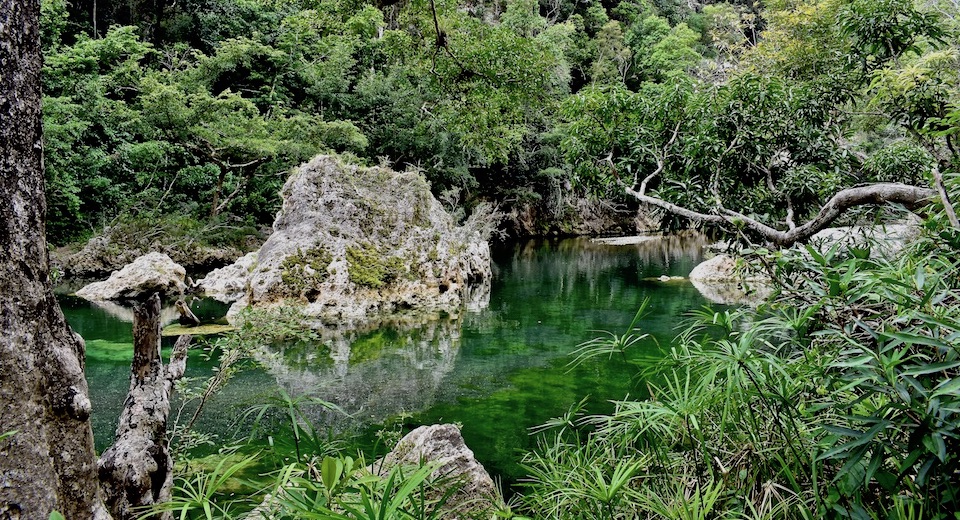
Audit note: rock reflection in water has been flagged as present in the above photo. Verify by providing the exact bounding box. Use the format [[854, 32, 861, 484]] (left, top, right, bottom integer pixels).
[[255, 316, 466, 430], [89, 300, 182, 326], [253, 279, 490, 430], [250, 234, 710, 432]]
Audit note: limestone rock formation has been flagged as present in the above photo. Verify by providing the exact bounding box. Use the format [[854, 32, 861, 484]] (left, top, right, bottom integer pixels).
[[372, 424, 497, 518], [689, 254, 772, 305], [198, 251, 258, 303], [199, 155, 493, 324], [689, 254, 744, 283], [75, 252, 187, 301], [810, 221, 920, 258]]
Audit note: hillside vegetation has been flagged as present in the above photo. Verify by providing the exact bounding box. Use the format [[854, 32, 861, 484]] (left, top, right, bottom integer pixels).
[[43, 0, 960, 248]]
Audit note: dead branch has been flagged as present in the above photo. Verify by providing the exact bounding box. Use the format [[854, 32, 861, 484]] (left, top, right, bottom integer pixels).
[[625, 182, 935, 247], [98, 293, 192, 520], [932, 166, 960, 229]]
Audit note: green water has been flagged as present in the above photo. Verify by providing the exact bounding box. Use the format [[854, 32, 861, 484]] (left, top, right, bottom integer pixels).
[[58, 295, 284, 453], [62, 235, 712, 480]]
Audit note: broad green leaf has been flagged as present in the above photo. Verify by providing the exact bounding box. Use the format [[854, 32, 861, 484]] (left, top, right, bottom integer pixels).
[[321, 456, 344, 492]]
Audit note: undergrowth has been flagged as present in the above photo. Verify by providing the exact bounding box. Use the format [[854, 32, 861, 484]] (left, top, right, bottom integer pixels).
[[516, 213, 960, 519]]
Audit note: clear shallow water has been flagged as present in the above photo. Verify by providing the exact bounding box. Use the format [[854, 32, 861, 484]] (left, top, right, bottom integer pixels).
[[62, 235, 712, 481]]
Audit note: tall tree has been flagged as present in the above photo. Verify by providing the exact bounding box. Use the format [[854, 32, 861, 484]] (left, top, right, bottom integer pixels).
[[0, 0, 109, 517], [560, 0, 956, 246]]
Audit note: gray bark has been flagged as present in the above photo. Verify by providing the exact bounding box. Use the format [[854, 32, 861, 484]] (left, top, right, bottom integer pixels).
[[932, 167, 960, 230], [0, 1, 110, 517], [98, 294, 191, 520], [626, 183, 936, 247]]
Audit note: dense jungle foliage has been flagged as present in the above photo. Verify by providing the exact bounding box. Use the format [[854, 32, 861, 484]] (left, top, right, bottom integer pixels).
[[43, 0, 960, 246], [39, 0, 960, 517]]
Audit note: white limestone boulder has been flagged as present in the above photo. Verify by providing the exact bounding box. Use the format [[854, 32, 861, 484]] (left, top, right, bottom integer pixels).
[[199, 155, 494, 325], [809, 221, 920, 258], [689, 254, 772, 306], [75, 252, 186, 301], [371, 424, 497, 518], [197, 251, 258, 303]]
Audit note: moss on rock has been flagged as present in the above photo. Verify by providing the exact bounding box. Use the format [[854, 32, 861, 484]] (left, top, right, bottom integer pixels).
[[200, 155, 495, 326], [280, 246, 334, 297], [346, 244, 407, 289]]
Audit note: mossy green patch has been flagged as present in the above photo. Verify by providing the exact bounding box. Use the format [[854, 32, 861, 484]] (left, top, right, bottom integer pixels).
[[281, 246, 333, 296], [162, 323, 236, 337], [349, 328, 399, 363], [346, 244, 407, 289], [84, 339, 133, 362], [175, 452, 265, 495]]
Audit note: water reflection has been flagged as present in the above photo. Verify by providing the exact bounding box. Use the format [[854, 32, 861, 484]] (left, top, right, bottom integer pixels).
[[248, 234, 712, 444], [65, 235, 715, 469], [255, 317, 464, 429], [88, 299, 181, 325]]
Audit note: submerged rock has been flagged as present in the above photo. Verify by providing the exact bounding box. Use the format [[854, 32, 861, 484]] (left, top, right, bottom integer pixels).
[[199, 155, 493, 324], [75, 252, 187, 301], [371, 424, 497, 518], [592, 234, 664, 246]]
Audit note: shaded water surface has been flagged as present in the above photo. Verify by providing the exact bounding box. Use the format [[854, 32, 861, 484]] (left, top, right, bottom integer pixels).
[[63, 235, 711, 480]]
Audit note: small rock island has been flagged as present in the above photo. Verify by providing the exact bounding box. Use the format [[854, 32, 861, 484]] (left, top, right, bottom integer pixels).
[[200, 155, 494, 325]]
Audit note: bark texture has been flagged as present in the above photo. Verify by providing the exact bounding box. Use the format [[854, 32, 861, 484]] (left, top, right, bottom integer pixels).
[[1, 1, 110, 517], [98, 294, 191, 520]]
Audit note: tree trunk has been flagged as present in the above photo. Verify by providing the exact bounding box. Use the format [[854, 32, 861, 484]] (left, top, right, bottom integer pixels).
[[98, 294, 191, 520], [0, 1, 110, 517], [210, 165, 228, 218]]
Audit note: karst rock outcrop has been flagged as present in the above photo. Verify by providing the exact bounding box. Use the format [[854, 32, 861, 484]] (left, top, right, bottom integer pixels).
[[689, 254, 772, 306], [199, 155, 493, 324]]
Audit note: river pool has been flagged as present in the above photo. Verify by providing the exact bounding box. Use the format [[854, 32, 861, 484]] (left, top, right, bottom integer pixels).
[[62, 235, 713, 482]]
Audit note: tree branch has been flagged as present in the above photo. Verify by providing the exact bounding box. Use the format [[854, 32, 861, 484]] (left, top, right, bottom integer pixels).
[[626, 183, 936, 247], [932, 166, 960, 229]]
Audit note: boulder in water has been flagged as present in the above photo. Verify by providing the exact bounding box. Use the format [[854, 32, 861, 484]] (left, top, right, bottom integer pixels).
[[75, 252, 187, 301], [689, 254, 772, 305], [199, 155, 494, 325]]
